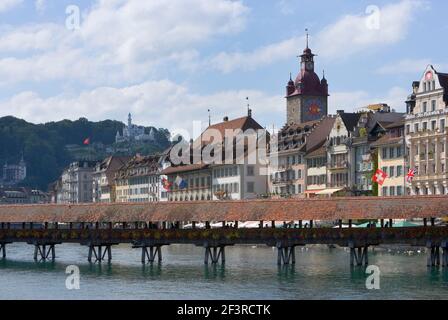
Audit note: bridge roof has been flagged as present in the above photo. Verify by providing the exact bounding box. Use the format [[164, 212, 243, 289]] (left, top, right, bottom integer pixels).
[[0, 196, 446, 223]]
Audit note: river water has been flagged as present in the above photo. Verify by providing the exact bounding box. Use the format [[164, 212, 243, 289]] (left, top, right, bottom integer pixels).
[[0, 243, 447, 300]]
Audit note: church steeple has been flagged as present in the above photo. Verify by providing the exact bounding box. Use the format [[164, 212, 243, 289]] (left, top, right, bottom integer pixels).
[[300, 29, 315, 72], [285, 29, 328, 125]]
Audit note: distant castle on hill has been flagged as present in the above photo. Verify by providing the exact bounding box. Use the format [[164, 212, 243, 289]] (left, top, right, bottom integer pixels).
[[115, 113, 156, 144]]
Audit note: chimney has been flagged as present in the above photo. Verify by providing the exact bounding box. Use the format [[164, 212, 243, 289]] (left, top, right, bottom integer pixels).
[[223, 116, 229, 122]]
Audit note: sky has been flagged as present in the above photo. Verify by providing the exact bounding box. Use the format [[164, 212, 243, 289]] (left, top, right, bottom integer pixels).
[[0, 0, 447, 137]]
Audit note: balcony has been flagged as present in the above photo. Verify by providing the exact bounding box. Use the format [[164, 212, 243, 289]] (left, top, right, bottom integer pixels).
[[328, 161, 349, 170], [271, 178, 293, 185]]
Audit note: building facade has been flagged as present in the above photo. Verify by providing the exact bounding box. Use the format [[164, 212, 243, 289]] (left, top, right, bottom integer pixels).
[[372, 121, 406, 196], [92, 156, 131, 203], [325, 112, 361, 191], [114, 155, 161, 203], [59, 161, 96, 204], [163, 113, 269, 201], [1, 157, 26, 186], [405, 65, 448, 195]]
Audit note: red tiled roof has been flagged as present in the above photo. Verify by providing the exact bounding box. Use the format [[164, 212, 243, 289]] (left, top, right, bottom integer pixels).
[[1, 196, 448, 223], [161, 164, 209, 175]]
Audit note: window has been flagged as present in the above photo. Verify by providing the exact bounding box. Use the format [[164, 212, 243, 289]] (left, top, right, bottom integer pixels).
[[382, 148, 388, 159], [382, 167, 387, 175], [422, 122, 427, 131], [389, 147, 395, 159], [246, 182, 255, 193], [390, 187, 395, 196], [441, 119, 446, 133], [382, 187, 388, 196], [397, 166, 403, 177], [246, 166, 255, 176], [431, 121, 436, 131], [397, 186, 403, 196], [389, 166, 395, 177], [414, 123, 419, 132], [423, 102, 427, 113], [406, 125, 410, 134], [432, 100, 436, 112]]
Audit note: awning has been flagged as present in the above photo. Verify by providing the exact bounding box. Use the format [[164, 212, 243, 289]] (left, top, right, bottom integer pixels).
[[305, 189, 325, 194], [315, 188, 343, 195]]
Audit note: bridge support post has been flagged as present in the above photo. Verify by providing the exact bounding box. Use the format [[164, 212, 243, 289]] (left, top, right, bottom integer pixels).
[[87, 244, 113, 263], [33, 243, 56, 261], [349, 243, 369, 266], [426, 241, 440, 267], [442, 241, 448, 268], [0, 243, 7, 259], [204, 244, 226, 265], [276, 243, 296, 265], [141, 245, 163, 264]]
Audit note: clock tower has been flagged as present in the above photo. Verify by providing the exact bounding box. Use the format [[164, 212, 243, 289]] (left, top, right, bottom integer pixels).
[[286, 33, 328, 125]]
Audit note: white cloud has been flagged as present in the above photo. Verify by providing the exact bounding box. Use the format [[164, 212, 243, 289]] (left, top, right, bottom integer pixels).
[[0, 0, 249, 85], [330, 86, 409, 114], [0, 80, 282, 135], [0, 0, 22, 13], [316, 0, 424, 59], [207, 36, 303, 73], [207, 0, 424, 73], [376, 58, 448, 75]]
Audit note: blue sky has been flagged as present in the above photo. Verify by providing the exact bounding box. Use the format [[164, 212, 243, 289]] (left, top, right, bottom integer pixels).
[[0, 0, 446, 135]]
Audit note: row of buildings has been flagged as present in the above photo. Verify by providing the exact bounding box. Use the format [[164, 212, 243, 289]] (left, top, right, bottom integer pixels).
[[0, 187, 49, 205], [50, 42, 448, 204]]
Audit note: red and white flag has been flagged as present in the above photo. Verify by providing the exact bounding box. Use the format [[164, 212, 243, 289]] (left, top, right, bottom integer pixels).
[[372, 169, 388, 186], [406, 168, 417, 183], [83, 137, 90, 145]]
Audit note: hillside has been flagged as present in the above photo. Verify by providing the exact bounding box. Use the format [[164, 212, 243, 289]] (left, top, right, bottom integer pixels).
[[0, 116, 171, 190]]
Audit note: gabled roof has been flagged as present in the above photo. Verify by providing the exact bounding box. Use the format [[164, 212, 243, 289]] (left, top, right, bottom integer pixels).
[[340, 113, 362, 132], [199, 116, 264, 145]]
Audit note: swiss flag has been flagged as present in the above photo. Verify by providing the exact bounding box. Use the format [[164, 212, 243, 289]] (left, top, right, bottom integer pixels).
[[83, 138, 90, 145], [372, 169, 388, 186]]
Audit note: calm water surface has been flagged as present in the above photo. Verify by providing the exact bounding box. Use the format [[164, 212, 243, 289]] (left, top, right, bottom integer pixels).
[[0, 243, 447, 300]]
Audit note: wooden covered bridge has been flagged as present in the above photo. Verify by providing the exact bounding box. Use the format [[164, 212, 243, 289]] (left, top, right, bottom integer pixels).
[[1, 196, 448, 267]]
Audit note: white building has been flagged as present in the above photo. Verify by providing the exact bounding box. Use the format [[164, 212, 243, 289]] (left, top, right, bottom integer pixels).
[[405, 65, 448, 195], [92, 156, 131, 203], [59, 161, 97, 204], [1, 156, 26, 186], [115, 113, 156, 143]]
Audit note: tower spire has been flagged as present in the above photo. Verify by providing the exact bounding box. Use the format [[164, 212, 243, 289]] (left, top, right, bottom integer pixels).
[[305, 28, 309, 49]]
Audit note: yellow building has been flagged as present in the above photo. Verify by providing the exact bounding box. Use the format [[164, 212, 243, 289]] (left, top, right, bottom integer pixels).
[[372, 121, 406, 196]]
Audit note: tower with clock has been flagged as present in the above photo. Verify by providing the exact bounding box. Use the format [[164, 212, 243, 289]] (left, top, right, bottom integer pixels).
[[285, 32, 329, 124]]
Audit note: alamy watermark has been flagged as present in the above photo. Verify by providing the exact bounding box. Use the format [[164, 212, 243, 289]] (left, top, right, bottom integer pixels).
[[365, 5, 381, 30], [66, 5, 81, 31], [65, 265, 81, 290], [365, 265, 380, 290]]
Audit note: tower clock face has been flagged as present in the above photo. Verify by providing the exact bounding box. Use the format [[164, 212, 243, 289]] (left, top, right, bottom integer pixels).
[[303, 98, 324, 121], [306, 62, 313, 70]]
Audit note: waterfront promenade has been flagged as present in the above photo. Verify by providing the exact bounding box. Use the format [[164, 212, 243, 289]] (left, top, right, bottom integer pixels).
[[1, 196, 448, 267]]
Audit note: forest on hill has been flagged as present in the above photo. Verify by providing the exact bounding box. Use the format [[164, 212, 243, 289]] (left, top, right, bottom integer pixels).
[[0, 116, 171, 190]]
